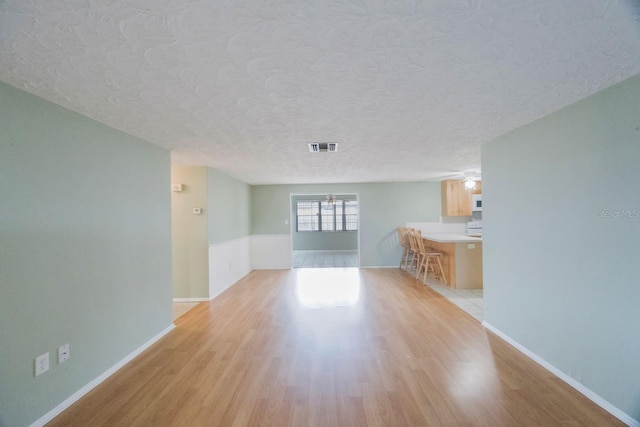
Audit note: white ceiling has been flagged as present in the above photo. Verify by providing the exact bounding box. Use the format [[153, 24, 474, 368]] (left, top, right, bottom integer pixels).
[[1, 1, 640, 185]]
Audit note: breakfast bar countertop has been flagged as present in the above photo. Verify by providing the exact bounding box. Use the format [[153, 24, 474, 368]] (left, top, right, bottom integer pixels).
[[420, 232, 484, 289], [421, 233, 483, 243]]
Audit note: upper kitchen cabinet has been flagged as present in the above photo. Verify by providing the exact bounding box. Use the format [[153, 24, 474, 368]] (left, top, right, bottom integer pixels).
[[441, 180, 482, 216]]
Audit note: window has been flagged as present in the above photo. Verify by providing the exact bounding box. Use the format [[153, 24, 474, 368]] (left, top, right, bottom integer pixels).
[[344, 200, 358, 231], [296, 201, 320, 231], [296, 199, 358, 232]]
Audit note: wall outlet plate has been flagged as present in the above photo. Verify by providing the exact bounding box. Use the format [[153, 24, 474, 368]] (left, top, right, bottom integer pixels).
[[35, 353, 49, 376], [58, 344, 70, 364], [192, 207, 202, 215]]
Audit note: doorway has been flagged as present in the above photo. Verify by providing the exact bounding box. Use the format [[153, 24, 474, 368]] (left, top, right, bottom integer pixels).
[[290, 193, 360, 268]]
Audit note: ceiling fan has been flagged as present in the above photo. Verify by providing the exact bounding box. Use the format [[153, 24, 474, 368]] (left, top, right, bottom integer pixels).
[[437, 171, 481, 189]]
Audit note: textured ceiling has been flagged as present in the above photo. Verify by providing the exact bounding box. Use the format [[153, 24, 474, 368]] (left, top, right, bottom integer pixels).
[[1, 1, 640, 184]]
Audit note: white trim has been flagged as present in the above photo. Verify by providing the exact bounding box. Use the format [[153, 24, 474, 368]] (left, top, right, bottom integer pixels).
[[209, 236, 252, 297], [172, 297, 209, 302], [360, 266, 397, 269], [208, 271, 249, 301], [292, 249, 357, 254], [482, 321, 639, 427], [250, 234, 291, 269], [30, 324, 175, 427]]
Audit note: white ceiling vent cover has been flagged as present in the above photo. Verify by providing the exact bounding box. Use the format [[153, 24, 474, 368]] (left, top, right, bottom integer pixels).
[[308, 142, 338, 153]]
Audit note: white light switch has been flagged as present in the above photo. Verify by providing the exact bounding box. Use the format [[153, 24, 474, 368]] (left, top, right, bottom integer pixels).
[[193, 207, 202, 215], [467, 244, 476, 249]]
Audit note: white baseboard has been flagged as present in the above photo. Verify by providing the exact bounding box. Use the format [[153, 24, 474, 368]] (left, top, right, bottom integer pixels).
[[30, 324, 175, 427], [293, 249, 358, 253], [208, 270, 251, 301], [172, 297, 209, 302], [482, 321, 639, 427], [360, 265, 397, 269], [209, 236, 252, 297]]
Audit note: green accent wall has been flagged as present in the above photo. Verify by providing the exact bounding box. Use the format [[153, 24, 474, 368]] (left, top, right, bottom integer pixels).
[[251, 182, 441, 267], [0, 82, 173, 427], [292, 231, 358, 251], [483, 73, 640, 420], [207, 168, 251, 244]]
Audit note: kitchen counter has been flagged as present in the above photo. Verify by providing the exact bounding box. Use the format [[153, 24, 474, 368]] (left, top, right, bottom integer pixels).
[[422, 235, 483, 289], [421, 233, 482, 243]]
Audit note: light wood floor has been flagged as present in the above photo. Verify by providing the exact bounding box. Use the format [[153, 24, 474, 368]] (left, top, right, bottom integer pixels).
[[49, 268, 623, 426], [172, 302, 200, 321]]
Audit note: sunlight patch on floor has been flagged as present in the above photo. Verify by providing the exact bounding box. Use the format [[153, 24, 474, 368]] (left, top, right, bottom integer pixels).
[[294, 268, 361, 308]]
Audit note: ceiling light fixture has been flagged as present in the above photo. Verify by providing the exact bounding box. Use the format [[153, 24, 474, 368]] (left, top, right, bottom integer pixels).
[[465, 178, 476, 189], [463, 171, 481, 189]]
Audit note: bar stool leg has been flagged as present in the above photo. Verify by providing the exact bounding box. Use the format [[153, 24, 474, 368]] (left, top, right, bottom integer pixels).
[[435, 256, 447, 286], [422, 256, 430, 284]]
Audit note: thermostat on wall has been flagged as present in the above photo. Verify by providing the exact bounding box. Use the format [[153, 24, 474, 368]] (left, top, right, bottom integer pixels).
[[193, 207, 202, 215], [171, 184, 183, 192]]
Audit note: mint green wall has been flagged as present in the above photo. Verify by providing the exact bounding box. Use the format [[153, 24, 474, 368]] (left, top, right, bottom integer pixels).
[[293, 231, 358, 251], [207, 168, 251, 244], [0, 82, 173, 426], [251, 182, 441, 266], [483, 73, 640, 420], [291, 194, 358, 251]]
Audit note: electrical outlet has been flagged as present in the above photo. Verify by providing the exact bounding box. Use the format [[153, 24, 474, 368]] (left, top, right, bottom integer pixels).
[[58, 344, 70, 364], [35, 353, 49, 376]]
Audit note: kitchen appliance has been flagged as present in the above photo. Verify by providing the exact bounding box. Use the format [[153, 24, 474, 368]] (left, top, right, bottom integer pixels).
[[472, 194, 482, 212], [466, 221, 483, 237]]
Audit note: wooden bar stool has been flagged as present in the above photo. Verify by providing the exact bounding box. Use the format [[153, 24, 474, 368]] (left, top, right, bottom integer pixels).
[[397, 227, 412, 270], [424, 250, 447, 285], [405, 228, 421, 274], [410, 229, 424, 276], [416, 236, 447, 285]]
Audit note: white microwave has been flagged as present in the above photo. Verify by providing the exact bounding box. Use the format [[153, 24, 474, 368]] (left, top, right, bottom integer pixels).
[[472, 194, 482, 212]]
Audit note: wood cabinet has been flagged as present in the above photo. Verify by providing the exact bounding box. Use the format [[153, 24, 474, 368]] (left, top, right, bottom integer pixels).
[[441, 180, 482, 216]]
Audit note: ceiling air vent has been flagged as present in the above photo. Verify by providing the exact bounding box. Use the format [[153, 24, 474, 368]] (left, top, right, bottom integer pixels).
[[308, 142, 338, 153]]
